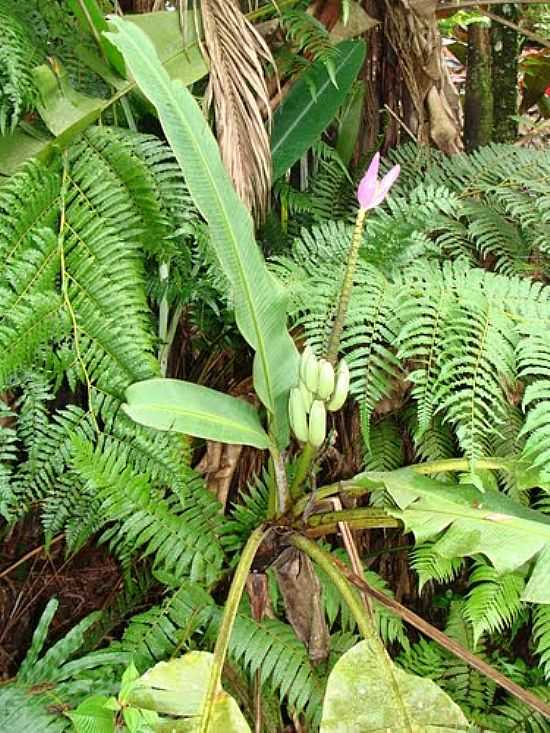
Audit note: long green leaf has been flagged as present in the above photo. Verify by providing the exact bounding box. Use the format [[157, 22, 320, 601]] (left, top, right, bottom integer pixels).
[[271, 40, 366, 181], [320, 639, 470, 732], [368, 468, 550, 604], [107, 18, 299, 445], [124, 379, 270, 450]]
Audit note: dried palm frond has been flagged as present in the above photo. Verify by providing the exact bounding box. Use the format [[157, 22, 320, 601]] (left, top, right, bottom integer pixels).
[[198, 0, 274, 220]]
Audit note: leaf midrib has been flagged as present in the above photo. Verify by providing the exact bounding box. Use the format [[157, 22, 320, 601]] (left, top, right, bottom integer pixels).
[[110, 24, 275, 413]]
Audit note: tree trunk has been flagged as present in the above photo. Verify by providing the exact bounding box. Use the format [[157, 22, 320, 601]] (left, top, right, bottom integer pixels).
[[464, 23, 494, 150], [491, 5, 519, 142], [357, 0, 462, 156]]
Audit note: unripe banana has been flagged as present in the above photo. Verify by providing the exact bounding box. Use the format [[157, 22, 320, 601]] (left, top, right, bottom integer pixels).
[[300, 345, 314, 383], [327, 359, 350, 412], [289, 387, 309, 442], [308, 400, 327, 448], [299, 381, 313, 413], [303, 351, 320, 394], [317, 359, 335, 400]]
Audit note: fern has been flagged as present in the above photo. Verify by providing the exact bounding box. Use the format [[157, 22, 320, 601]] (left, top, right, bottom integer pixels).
[[0, 0, 43, 132], [410, 542, 465, 591], [114, 581, 325, 726], [518, 326, 550, 483], [222, 471, 272, 554], [532, 604, 550, 681], [0, 599, 128, 733], [464, 562, 527, 644], [399, 601, 497, 718], [70, 436, 225, 586], [364, 416, 404, 471], [279, 8, 338, 83], [482, 687, 550, 731]]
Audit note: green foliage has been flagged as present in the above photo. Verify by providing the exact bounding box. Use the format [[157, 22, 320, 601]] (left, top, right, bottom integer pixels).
[[271, 40, 366, 181], [0, 0, 42, 132], [0, 599, 129, 733], [1, 4, 550, 728], [532, 604, 550, 681], [274, 144, 550, 471], [464, 563, 527, 644], [107, 17, 299, 447]]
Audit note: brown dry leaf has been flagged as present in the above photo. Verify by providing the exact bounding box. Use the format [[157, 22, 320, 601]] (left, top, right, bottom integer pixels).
[[273, 547, 330, 665], [199, 0, 273, 220]]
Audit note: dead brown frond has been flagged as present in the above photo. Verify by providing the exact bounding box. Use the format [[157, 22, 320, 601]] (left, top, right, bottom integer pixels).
[[198, 0, 274, 220]]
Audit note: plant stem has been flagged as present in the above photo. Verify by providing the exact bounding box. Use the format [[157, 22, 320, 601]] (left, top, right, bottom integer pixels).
[[410, 457, 510, 474], [269, 446, 290, 516], [289, 442, 315, 498], [200, 526, 268, 733], [291, 534, 415, 729], [326, 208, 367, 365], [292, 457, 512, 516], [158, 260, 170, 376], [305, 508, 400, 530], [290, 533, 375, 639]]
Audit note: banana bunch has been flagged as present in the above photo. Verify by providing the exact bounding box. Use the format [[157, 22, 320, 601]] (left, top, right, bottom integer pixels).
[[288, 346, 350, 447]]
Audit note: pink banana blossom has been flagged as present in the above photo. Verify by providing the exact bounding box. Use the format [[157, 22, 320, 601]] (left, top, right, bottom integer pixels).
[[357, 152, 400, 211]]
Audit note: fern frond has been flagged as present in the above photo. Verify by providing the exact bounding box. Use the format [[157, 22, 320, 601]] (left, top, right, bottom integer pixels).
[[280, 9, 338, 80], [464, 562, 527, 644], [532, 604, 550, 681], [410, 542, 464, 591], [70, 437, 225, 586], [119, 582, 215, 671], [0, 0, 42, 132], [222, 471, 271, 554], [483, 686, 550, 731], [518, 326, 550, 482], [315, 547, 407, 648], [221, 614, 325, 726], [364, 416, 404, 471]]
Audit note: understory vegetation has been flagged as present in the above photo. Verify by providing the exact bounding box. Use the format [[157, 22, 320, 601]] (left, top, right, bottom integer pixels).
[[0, 1, 549, 732]]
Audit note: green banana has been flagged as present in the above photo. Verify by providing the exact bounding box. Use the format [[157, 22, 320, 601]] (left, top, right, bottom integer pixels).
[[289, 387, 309, 442], [299, 381, 313, 413], [327, 359, 350, 412], [308, 399, 327, 448], [300, 345, 314, 382], [303, 350, 320, 394], [317, 359, 335, 400]]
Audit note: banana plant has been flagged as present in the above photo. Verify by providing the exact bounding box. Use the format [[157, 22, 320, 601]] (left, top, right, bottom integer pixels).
[[105, 18, 550, 732]]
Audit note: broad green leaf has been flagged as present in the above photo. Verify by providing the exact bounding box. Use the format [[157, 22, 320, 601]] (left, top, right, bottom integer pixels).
[[320, 639, 470, 732], [123, 379, 270, 450], [17, 598, 58, 682], [127, 653, 251, 732], [107, 18, 299, 445], [367, 468, 550, 604], [128, 653, 215, 716], [271, 40, 366, 181], [125, 11, 208, 86], [66, 696, 115, 733], [0, 127, 52, 176], [32, 64, 105, 138]]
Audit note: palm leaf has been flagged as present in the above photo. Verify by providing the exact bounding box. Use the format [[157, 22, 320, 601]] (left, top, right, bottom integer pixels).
[[200, 0, 273, 219]]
